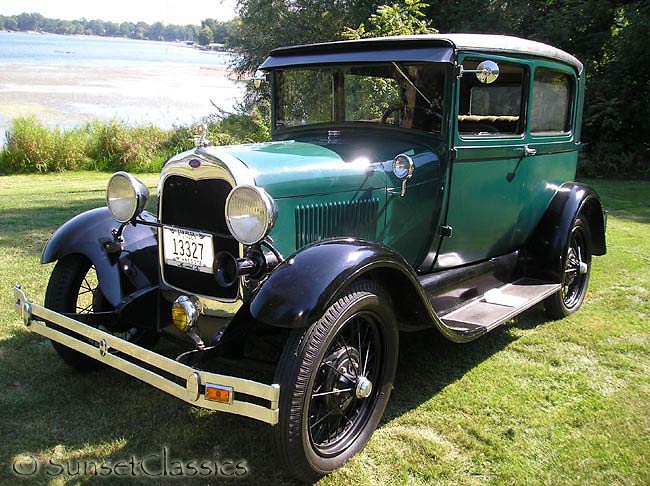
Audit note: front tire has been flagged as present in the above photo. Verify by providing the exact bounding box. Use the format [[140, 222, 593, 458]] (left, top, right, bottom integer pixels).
[[544, 217, 592, 319], [45, 254, 157, 371], [273, 280, 398, 483]]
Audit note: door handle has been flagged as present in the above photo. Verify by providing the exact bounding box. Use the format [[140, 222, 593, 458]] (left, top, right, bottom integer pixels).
[[524, 145, 537, 157]]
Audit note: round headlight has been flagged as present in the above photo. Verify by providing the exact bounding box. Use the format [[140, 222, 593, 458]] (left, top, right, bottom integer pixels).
[[106, 172, 149, 223], [225, 185, 277, 245]]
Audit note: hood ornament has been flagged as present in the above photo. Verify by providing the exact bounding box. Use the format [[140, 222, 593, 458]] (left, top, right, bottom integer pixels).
[[195, 124, 210, 148]]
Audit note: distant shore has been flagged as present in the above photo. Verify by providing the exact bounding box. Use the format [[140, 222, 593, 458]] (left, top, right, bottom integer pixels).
[[0, 29, 231, 54]]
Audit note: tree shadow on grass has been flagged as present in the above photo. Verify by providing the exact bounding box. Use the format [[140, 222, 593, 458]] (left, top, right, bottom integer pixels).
[[1, 306, 552, 486]]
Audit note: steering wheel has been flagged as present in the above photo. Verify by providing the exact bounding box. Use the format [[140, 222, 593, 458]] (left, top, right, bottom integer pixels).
[[381, 104, 404, 124]]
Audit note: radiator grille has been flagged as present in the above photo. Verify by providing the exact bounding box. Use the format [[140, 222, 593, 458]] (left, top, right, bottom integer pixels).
[[160, 175, 239, 299], [295, 198, 380, 248]]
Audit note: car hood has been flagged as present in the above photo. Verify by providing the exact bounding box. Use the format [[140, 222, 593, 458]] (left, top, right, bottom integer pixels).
[[200, 140, 387, 198]]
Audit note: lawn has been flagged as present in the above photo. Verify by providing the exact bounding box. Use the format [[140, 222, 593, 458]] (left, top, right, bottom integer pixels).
[[0, 173, 648, 485]]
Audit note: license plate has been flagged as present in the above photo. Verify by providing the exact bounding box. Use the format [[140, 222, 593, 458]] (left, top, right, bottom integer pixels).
[[162, 227, 214, 273]]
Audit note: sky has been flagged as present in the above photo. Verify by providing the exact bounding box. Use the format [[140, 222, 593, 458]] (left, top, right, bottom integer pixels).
[[0, 0, 237, 25]]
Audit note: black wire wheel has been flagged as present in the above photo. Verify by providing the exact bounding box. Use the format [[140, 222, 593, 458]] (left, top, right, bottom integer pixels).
[[273, 280, 398, 483], [545, 217, 592, 319], [45, 254, 157, 371]]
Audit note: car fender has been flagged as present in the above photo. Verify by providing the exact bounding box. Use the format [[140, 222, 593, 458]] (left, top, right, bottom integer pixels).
[[525, 182, 606, 282], [248, 238, 466, 342], [249, 239, 423, 329], [41, 207, 159, 308]]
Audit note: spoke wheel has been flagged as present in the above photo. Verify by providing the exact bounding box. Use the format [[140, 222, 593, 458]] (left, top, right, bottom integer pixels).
[[273, 280, 398, 482], [45, 254, 157, 371], [309, 310, 381, 455], [545, 217, 592, 319]]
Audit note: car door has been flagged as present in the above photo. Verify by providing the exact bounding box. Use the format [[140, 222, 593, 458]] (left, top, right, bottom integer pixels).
[[435, 54, 531, 269]]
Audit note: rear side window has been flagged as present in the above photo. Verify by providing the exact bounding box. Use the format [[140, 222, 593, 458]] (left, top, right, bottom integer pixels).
[[530, 69, 573, 135]]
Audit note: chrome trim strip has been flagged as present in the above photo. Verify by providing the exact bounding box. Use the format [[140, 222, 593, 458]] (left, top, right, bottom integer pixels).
[[13, 285, 280, 425]]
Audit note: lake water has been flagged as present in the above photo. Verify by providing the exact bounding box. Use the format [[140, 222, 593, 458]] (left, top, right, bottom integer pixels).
[[0, 32, 245, 142]]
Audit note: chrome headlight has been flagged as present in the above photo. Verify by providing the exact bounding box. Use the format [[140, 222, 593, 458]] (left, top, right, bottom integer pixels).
[[106, 171, 149, 223], [225, 185, 277, 245]]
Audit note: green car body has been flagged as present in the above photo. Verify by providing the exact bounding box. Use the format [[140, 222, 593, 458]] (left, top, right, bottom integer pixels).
[[16, 34, 606, 482]]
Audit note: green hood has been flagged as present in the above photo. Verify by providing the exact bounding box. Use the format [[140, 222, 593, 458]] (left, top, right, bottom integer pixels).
[[203, 140, 386, 198]]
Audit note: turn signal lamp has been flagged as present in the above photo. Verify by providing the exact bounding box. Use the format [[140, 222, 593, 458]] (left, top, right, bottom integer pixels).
[[205, 384, 233, 404]]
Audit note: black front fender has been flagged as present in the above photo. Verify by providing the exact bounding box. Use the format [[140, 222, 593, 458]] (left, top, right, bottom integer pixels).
[[42, 208, 159, 308], [525, 182, 606, 282], [250, 239, 424, 329]]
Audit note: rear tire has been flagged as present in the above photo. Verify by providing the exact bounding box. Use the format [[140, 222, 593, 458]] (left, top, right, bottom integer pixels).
[[45, 254, 157, 371], [273, 280, 398, 482], [544, 217, 592, 319]]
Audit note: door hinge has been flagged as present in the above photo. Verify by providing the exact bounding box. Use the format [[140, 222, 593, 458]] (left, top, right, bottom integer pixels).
[[440, 225, 453, 238]]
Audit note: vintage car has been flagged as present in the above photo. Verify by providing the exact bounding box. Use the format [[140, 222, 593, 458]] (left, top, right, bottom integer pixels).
[[14, 34, 606, 482]]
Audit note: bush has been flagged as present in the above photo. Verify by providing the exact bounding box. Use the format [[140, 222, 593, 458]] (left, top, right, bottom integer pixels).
[[0, 116, 91, 173], [0, 110, 272, 175], [85, 121, 169, 172], [578, 143, 650, 180]]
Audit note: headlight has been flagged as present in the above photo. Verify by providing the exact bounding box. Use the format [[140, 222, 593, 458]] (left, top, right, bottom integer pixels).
[[106, 171, 149, 223], [225, 185, 277, 245]]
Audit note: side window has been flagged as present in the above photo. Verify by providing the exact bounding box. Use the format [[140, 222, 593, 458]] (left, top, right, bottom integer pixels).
[[458, 60, 526, 136], [530, 69, 573, 135]]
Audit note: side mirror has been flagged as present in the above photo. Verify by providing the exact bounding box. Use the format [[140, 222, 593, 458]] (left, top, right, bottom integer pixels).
[[253, 69, 267, 89], [459, 60, 500, 84], [392, 154, 415, 197]]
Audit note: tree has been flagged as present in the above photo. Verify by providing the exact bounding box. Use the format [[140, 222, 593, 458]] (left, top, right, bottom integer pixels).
[[197, 25, 214, 45], [228, 0, 377, 75], [342, 0, 437, 39], [5, 17, 17, 30]]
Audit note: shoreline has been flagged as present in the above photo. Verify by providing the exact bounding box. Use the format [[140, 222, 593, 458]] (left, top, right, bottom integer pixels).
[[0, 29, 232, 54]]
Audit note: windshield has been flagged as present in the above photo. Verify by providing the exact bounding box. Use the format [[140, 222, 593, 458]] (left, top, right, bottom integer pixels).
[[274, 63, 446, 133]]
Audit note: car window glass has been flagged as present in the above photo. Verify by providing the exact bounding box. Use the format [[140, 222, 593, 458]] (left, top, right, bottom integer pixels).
[[275, 63, 446, 133], [530, 69, 572, 135], [458, 60, 525, 136]]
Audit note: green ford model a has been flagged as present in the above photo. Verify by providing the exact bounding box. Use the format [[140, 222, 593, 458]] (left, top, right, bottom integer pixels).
[[14, 34, 606, 482]]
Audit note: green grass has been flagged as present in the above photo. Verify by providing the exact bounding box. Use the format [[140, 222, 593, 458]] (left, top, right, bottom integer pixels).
[[1, 174, 648, 485]]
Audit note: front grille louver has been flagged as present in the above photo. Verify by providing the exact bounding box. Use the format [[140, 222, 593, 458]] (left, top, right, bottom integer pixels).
[[295, 198, 380, 248], [160, 175, 239, 299]]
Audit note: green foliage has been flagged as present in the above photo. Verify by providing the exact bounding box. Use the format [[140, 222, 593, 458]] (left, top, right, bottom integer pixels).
[[84, 121, 169, 172], [0, 12, 200, 41], [197, 26, 214, 46], [229, 0, 377, 75], [342, 0, 437, 39], [1, 117, 90, 173], [208, 102, 271, 145], [0, 110, 272, 175]]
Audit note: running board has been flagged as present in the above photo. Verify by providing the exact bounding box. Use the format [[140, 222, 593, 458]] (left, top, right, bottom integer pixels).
[[441, 278, 560, 333]]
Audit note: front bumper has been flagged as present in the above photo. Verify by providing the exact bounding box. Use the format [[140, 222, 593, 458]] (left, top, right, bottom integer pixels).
[[13, 285, 280, 425]]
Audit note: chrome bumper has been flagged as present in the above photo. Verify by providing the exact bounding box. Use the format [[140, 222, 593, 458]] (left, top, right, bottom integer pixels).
[[13, 285, 280, 425]]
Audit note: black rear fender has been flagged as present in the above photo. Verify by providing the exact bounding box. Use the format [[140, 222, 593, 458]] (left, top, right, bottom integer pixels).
[[525, 182, 606, 282]]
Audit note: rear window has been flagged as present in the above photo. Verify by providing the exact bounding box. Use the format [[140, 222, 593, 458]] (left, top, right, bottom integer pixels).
[[530, 69, 573, 135]]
